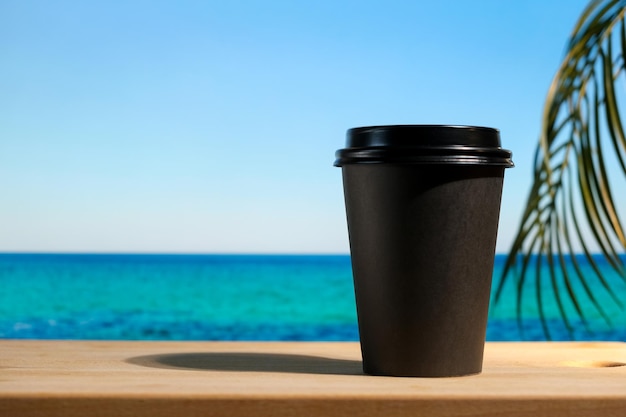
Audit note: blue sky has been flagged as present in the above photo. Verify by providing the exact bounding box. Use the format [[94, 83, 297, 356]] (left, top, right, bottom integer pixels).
[[0, 0, 592, 253]]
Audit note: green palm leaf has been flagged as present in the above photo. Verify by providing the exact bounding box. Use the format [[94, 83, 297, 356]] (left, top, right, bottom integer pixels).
[[494, 0, 626, 340]]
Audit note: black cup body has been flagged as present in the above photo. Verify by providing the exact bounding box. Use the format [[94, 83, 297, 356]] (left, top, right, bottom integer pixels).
[[335, 125, 513, 377]]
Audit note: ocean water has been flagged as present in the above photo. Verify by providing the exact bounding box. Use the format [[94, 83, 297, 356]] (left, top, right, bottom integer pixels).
[[0, 253, 624, 341]]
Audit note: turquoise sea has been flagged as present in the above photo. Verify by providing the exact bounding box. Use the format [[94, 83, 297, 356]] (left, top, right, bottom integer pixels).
[[0, 254, 624, 341]]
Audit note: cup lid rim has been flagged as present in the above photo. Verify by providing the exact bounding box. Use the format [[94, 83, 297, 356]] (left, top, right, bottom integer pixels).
[[335, 125, 513, 167]]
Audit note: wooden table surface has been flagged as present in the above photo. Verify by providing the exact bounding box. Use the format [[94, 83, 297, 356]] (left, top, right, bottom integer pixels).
[[1, 340, 625, 416]]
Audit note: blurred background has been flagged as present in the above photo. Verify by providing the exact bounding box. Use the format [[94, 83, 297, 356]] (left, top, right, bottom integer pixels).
[[1, 0, 591, 254]]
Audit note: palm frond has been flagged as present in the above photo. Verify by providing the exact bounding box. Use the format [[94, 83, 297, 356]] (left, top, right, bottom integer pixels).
[[494, 0, 626, 340]]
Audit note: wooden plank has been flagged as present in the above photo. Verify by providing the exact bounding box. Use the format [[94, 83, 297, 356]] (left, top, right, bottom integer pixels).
[[1, 341, 625, 416]]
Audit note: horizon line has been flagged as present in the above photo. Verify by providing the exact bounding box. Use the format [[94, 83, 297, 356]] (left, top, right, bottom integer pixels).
[[0, 251, 617, 256]]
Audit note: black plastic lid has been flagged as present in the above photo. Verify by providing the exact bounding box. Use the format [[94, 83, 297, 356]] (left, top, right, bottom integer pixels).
[[334, 125, 514, 167]]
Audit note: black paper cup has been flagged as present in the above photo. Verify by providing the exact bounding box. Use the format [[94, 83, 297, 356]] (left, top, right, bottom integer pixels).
[[335, 125, 513, 377]]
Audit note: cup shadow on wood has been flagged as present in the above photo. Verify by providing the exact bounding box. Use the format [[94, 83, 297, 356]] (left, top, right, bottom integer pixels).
[[126, 352, 363, 375]]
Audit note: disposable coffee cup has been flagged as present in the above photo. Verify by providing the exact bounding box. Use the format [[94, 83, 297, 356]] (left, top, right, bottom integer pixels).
[[335, 125, 513, 377]]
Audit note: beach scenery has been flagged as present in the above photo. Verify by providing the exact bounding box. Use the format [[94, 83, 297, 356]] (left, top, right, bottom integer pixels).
[[1, 0, 625, 342], [1, 253, 625, 341]]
